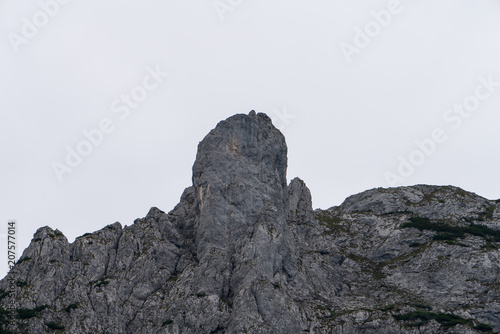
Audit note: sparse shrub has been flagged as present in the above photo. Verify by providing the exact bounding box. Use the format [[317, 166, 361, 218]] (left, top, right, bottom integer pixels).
[[473, 323, 494, 332], [167, 274, 178, 282], [0, 307, 12, 326], [162, 319, 173, 326], [393, 311, 489, 329], [316, 214, 348, 235], [468, 224, 500, 242], [94, 280, 109, 288], [412, 303, 431, 310], [379, 304, 396, 312], [33, 305, 48, 312], [433, 312, 468, 327], [77, 233, 92, 239], [16, 257, 31, 265], [0, 308, 15, 334], [402, 217, 500, 243], [16, 305, 48, 318], [433, 234, 455, 241], [394, 310, 434, 326], [478, 206, 495, 221], [45, 321, 65, 330], [406, 217, 432, 226], [16, 308, 37, 319], [15, 281, 27, 288], [64, 303, 78, 313], [317, 214, 342, 225]]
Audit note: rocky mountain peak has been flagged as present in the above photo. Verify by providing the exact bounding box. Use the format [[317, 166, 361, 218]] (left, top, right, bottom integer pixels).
[[185, 112, 300, 331], [192, 111, 288, 197], [1, 113, 499, 334]]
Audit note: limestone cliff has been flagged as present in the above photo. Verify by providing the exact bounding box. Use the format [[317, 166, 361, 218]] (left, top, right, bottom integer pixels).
[[0, 112, 499, 333]]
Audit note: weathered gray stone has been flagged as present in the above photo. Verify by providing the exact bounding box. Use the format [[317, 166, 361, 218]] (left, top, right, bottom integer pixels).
[[0, 112, 499, 334]]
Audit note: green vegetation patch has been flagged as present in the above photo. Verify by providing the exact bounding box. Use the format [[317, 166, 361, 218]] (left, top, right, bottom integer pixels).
[[167, 274, 179, 282], [161, 319, 173, 326], [16, 257, 31, 265], [15, 281, 27, 288], [76, 233, 93, 239], [16, 304, 49, 319], [401, 217, 500, 243], [316, 214, 348, 235], [16, 309, 37, 319], [393, 311, 493, 331], [346, 253, 385, 280], [33, 305, 48, 313], [45, 321, 65, 330], [0, 307, 11, 324], [63, 303, 78, 313], [481, 243, 499, 250], [394, 311, 464, 327], [0, 307, 15, 334], [478, 205, 495, 221], [93, 279, 110, 288], [473, 323, 494, 332], [411, 303, 432, 310], [378, 304, 396, 312]]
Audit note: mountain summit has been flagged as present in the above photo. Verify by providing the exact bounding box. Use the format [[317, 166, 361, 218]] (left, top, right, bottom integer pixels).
[[1, 112, 499, 333]]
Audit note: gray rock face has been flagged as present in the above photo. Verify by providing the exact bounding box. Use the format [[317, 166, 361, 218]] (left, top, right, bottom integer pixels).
[[1, 112, 499, 334]]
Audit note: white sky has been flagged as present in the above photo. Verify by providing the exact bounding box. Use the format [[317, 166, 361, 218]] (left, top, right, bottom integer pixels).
[[1, 0, 500, 278]]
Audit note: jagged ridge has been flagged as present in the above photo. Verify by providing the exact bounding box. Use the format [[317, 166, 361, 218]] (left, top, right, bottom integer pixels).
[[1, 112, 499, 334]]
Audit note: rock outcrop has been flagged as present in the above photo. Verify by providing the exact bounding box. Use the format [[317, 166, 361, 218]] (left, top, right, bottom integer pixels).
[[1, 112, 499, 333]]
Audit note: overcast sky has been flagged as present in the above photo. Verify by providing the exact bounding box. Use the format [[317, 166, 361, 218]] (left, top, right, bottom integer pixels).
[[1, 0, 500, 278]]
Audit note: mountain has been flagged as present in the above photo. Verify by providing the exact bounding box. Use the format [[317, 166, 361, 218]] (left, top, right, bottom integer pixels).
[[1, 112, 499, 333]]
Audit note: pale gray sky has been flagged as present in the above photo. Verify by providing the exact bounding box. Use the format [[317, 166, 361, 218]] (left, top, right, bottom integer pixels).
[[1, 0, 500, 278]]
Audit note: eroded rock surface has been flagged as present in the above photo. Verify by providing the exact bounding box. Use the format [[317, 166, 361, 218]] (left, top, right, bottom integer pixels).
[[1, 112, 499, 333]]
